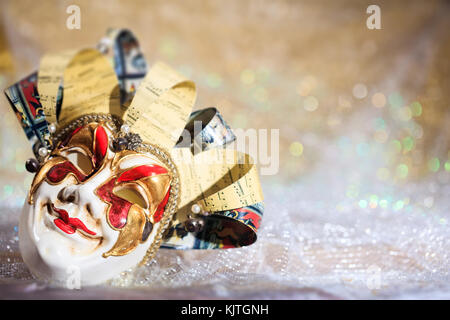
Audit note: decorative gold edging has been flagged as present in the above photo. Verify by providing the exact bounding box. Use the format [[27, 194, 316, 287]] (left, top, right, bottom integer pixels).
[[136, 142, 180, 266]]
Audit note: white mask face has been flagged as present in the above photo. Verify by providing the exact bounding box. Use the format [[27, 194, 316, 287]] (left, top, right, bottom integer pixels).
[[20, 122, 171, 286]]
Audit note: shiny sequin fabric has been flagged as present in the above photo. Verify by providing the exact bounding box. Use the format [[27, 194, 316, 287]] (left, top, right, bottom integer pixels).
[[0, 0, 449, 299]]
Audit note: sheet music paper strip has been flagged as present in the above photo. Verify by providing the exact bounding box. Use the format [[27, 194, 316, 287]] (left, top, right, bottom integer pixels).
[[125, 62, 196, 150], [171, 148, 264, 212], [37, 50, 77, 123], [59, 49, 121, 126]]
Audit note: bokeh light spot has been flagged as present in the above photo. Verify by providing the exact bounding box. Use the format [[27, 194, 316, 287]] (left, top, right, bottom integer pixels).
[[388, 140, 402, 154], [388, 92, 404, 108], [241, 69, 256, 85], [396, 164, 409, 179], [352, 83, 368, 99], [374, 130, 388, 143], [374, 118, 385, 130], [379, 199, 388, 208], [394, 200, 404, 211], [369, 195, 378, 208], [304, 96, 319, 111], [402, 136, 414, 153], [3, 185, 13, 197], [297, 76, 317, 97], [289, 142, 304, 157], [206, 73, 222, 88], [371, 92, 386, 108], [428, 158, 440, 172], [398, 106, 412, 121], [410, 101, 422, 117], [356, 143, 370, 156], [358, 199, 368, 208], [445, 161, 450, 172]]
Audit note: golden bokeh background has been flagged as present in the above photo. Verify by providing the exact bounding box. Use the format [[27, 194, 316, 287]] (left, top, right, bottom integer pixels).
[[0, 0, 449, 298]]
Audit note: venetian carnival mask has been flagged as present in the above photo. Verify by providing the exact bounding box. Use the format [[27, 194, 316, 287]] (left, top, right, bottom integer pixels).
[[21, 122, 173, 284], [5, 29, 264, 286]]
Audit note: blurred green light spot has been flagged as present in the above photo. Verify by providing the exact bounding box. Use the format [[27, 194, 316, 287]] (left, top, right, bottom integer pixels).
[[374, 118, 385, 130], [3, 185, 13, 196], [445, 161, 450, 172], [428, 158, 440, 172], [356, 143, 370, 157], [15, 162, 25, 173], [394, 200, 404, 211], [388, 92, 404, 108], [410, 101, 422, 117], [379, 199, 388, 208], [396, 164, 408, 179], [402, 136, 414, 153], [389, 140, 402, 154], [206, 73, 222, 88], [358, 199, 368, 208]]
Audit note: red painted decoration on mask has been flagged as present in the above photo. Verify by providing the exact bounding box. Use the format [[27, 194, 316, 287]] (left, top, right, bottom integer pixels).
[[153, 186, 170, 223], [96, 178, 132, 229], [47, 161, 87, 183], [117, 165, 168, 183], [52, 204, 96, 235], [93, 126, 108, 168], [60, 125, 84, 147], [97, 165, 170, 229]]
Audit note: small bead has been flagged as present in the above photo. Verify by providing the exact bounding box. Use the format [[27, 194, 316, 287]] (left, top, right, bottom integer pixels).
[[191, 204, 201, 214], [112, 137, 128, 152], [25, 158, 40, 173], [185, 218, 204, 233], [38, 147, 48, 158], [48, 123, 57, 134], [120, 124, 130, 134]]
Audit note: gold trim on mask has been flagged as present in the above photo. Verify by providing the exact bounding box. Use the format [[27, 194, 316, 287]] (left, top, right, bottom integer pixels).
[[29, 122, 112, 204], [137, 174, 171, 223], [28, 156, 71, 204], [95, 152, 172, 258], [102, 204, 147, 258]]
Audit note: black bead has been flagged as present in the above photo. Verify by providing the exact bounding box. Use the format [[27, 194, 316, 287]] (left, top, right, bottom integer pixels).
[[185, 218, 204, 233], [25, 158, 40, 173], [112, 137, 128, 152], [141, 220, 153, 241]]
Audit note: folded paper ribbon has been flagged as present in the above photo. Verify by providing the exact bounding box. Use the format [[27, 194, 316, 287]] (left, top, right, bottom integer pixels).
[[4, 28, 264, 252]]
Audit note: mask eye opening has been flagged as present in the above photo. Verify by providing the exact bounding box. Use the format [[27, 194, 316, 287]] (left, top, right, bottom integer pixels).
[[60, 147, 94, 175], [112, 183, 149, 209]]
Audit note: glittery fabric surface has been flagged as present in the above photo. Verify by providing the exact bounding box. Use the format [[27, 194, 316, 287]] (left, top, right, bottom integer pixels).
[[0, 0, 449, 299]]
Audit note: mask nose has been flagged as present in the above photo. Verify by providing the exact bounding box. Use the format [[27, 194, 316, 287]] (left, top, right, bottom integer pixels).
[[57, 185, 80, 204]]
